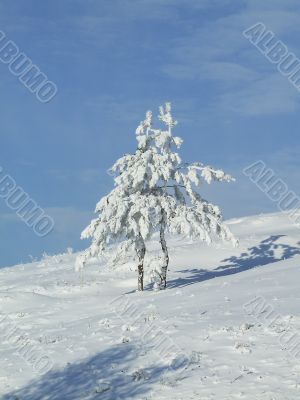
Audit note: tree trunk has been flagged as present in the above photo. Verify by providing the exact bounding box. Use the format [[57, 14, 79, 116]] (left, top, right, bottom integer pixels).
[[138, 264, 144, 291], [136, 234, 146, 291], [160, 210, 169, 289]]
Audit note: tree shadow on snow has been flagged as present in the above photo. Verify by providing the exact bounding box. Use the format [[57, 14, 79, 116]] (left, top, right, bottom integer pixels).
[[3, 343, 173, 400], [167, 235, 300, 289]]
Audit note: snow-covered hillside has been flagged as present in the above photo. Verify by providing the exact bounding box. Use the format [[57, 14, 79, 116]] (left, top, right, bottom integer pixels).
[[1, 212, 300, 399]]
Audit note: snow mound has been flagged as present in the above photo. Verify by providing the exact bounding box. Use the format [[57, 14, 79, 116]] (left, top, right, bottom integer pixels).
[[0, 211, 300, 399]]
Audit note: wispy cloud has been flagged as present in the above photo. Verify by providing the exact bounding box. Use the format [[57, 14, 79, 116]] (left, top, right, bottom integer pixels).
[[217, 74, 300, 115], [161, 0, 300, 115]]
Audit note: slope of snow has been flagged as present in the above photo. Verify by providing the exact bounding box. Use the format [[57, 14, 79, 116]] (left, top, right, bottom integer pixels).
[[0, 212, 300, 399]]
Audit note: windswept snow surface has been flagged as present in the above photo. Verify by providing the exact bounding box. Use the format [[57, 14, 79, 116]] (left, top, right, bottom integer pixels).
[[1, 212, 300, 399]]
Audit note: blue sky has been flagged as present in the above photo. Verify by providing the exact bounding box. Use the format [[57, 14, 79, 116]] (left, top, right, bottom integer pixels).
[[0, 0, 300, 267]]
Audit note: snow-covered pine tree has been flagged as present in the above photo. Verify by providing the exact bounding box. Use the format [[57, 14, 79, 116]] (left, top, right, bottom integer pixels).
[[76, 103, 237, 291]]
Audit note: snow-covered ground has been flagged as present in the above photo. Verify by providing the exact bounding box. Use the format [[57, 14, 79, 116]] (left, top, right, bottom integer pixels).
[[1, 211, 300, 399]]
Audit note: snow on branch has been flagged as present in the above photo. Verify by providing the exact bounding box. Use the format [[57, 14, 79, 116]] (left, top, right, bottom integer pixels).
[[158, 102, 178, 131], [77, 102, 237, 275]]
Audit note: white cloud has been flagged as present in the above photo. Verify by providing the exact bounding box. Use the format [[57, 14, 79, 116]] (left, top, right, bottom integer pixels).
[[217, 74, 300, 115], [162, 1, 300, 115]]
